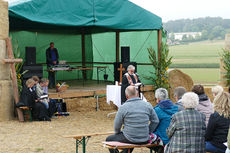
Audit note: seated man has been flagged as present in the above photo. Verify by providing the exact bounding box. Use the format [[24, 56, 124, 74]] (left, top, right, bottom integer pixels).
[[36, 78, 49, 109], [154, 88, 178, 145], [106, 86, 159, 153]]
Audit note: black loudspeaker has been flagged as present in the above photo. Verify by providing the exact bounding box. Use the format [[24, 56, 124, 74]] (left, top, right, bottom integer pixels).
[[113, 62, 137, 82], [22, 64, 43, 79], [121, 46, 130, 63], [25, 47, 36, 65]]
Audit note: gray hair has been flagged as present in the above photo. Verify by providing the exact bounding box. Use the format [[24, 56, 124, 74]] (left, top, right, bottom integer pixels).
[[127, 65, 135, 71], [40, 78, 49, 84], [174, 86, 186, 99], [181, 92, 199, 109], [155, 88, 168, 100], [125, 86, 137, 97]]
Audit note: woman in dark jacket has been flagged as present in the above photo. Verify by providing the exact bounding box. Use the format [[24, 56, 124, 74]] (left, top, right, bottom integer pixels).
[[205, 86, 230, 153], [19, 79, 50, 121]]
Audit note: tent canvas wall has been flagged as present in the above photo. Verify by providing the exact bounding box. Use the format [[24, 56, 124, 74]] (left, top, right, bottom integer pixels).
[[9, 0, 163, 84]]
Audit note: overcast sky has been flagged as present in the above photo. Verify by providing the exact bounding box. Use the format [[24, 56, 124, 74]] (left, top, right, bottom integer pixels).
[[5, 0, 230, 22], [130, 0, 230, 22]]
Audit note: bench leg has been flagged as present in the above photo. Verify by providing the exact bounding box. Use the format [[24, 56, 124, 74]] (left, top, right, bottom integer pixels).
[[76, 139, 79, 153], [82, 136, 86, 153]]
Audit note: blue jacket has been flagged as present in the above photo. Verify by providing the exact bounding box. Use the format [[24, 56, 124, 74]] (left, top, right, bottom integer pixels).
[[154, 99, 178, 144]]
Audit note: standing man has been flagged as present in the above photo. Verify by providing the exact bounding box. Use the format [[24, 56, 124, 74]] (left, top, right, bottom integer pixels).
[[106, 86, 159, 153], [46, 42, 59, 88], [121, 65, 141, 104]]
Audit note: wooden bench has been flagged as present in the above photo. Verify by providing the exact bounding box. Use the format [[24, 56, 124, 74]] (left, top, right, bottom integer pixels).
[[103, 141, 163, 153], [19, 106, 32, 122], [63, 131, 114, 153]]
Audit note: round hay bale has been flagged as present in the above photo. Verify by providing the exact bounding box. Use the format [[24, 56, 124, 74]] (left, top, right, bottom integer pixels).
[[0, 40, 10, 80], [168, 69, 194, 102], [0, 0, 9, 39], [225, 34, 230, 50], [0, 80, 13, 121]]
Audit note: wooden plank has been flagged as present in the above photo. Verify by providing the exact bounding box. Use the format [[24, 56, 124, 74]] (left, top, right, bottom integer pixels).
[[104, 142, 158, 149], [59, 91, 95, 99], [5, 37, 24, 121], [2, 59, 23, 64], [81, 31, 86, 79], [63, 131, 114, 139], [116, 31, 120, 62], [95, 90, 106, 95], [157, 29, 162, 61]]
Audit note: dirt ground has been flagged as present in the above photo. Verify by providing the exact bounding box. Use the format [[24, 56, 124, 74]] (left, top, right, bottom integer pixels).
[[0, 110, 151, 153]]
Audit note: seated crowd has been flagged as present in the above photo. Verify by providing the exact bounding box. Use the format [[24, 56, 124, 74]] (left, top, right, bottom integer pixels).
[[17, 76, 57, 121], [107, 85, 230, 153]]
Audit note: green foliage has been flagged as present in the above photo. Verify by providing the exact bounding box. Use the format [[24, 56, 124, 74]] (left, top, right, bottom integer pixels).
[[220, 49, 230, 86], [164, 17, 230, 41], [13, 39, 26, 92], [147, 43, 172, 91]]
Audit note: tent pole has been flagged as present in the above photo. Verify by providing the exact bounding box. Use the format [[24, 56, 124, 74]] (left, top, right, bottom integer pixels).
[[81, 31, 86, 79], [157, 29, 162, 61], [116, 31, 120, 63]]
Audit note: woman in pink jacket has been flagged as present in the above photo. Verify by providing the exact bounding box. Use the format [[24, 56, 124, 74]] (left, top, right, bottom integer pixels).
[[192, 84, 214, 126]]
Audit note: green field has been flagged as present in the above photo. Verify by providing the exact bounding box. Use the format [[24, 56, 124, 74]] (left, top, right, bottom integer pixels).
[[169, 40, 225, 84]]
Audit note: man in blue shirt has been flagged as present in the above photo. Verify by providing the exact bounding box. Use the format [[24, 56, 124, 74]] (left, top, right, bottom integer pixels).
[[46, 42, 59, 88]]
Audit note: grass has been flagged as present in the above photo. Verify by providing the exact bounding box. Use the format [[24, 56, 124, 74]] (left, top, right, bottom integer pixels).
[[169, 40, 224, 65], [169, 40, 224, 84]]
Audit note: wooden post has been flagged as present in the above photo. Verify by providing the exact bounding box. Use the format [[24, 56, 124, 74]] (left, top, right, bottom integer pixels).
[[117, 64, 125, 83], [5, 38, 24, 121], [157, 29, 162, 61], [81, 31, 86, 79], [116, 31, 120, 63]]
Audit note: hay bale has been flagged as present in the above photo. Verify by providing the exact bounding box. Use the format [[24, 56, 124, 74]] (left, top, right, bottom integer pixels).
[[0, 0, 9, 39], [0, 80, 13, 121], [0, 40, 10, 80], [168, 69, 194, 102], [225, 34, 230, 50]]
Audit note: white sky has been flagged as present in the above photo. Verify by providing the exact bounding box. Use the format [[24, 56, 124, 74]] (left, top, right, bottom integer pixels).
[[4, 0, 230, 22], [130, 0, 230, 22]]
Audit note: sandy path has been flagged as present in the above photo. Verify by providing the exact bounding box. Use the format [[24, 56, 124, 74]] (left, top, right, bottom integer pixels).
[[0, 110, 150, 153]]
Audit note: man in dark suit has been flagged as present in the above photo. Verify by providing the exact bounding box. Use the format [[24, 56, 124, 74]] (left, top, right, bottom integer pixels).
[[46, 42, 59, 88], [121, 65, 141, 105]]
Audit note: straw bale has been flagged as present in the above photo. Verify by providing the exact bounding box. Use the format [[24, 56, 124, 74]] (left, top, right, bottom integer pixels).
[[0, 0, 9, 39], [0, 80, 13, 121], [168, 69, 194, 102], [0, 40, 10, 80]]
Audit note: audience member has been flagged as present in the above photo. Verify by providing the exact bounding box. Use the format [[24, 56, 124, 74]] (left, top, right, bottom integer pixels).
[[226, 127, 230, 153], [32, 75, 40, 91], [192, 84, 214, 126], [106, 86, 159, 153], [205, 85, 230, 153], [165, 92, 206, 153], [154, 88, 178, 145], [36, 78, 49, 109], [19, 79, 50, 121], [174, 86, 186, 111]]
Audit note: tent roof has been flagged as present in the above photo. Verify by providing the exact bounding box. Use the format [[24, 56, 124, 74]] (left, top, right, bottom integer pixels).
[[9, 0, 162, 30]]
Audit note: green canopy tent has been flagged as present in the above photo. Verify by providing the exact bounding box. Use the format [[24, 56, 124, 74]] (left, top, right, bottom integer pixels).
[[9, 0, 163, 84]]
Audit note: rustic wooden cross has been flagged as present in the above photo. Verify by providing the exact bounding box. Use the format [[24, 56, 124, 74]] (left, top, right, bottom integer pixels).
[[117, 64, 125, 83], [2, 38, 24, 121]]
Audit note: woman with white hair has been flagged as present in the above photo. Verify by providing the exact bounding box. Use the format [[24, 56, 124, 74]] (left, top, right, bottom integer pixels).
[[205, 85, 230, 153], [165, 92, 206, 153]]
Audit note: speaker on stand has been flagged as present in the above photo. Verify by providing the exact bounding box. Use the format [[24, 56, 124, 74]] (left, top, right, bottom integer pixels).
[[25, 47, 36, 65], [121, 46, 130, 63]]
